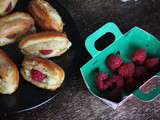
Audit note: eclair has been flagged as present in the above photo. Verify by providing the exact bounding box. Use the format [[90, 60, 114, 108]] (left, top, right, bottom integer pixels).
[[21, 56, 65, 90], [0, 49, 19, 94], [19, 32, 72, 58], [0, 12, 35, 46], [28, 0, 64, 32]]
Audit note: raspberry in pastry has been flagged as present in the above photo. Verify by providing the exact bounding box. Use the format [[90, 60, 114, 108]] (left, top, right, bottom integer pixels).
[[19, 32, 72, 58], [21, 56, 65, 90]]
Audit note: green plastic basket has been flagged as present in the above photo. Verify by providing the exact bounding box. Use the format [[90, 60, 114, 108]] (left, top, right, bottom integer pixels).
[[80, 22, 160, 108]]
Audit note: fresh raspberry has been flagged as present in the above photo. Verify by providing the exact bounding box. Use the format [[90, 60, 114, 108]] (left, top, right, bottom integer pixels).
[[134, 66, 146, 79], [118, 63, 135, 78], [39, 50, 53, 55], [144, 58, 159, 70], [110, 75, 124, 89], [4, 2, 12, 13], [107, 88, 122, 102], [107, 54, 123, 71], [31, 69, 47, 82], [125, 77, 137, 93], [96, 72, 111, 91], [132, 49, 147, 64]]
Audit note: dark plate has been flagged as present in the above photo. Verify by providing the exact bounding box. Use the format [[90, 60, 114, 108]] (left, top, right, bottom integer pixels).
[[0, 0, 81, 114]]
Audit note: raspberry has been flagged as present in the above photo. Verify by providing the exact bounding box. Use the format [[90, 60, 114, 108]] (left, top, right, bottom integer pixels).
[[31, 69, 47, 82], [118, 63, 135, 78], [132, 49, 147, 64], [39, 50, 53, 55], [110, 75, 124, 89], [145, 58, 159, 70], [4, 2, 12, 13], [134, 66, 146, 79], [107, 88, 122, 102], [96, 72, 111, 91], [125, 77, 137, 93], [107, 54, 123, 71]]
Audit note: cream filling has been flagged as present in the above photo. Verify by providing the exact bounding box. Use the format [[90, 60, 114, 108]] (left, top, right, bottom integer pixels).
[[46, 74, 61, 85], [21, 37, 67, 48]]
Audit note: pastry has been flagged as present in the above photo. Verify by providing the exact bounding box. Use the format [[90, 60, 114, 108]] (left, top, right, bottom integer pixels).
[[19, 32, 72, 58], [0, 49, 19, 94], [0, 12, 35, 46], [28, 0, 64, 32], [0, 0, 18, 16], [21, 56, 65, 90]]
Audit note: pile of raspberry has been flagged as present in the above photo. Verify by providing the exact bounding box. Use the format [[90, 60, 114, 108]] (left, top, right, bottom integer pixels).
[[95, 49, 160, 102]]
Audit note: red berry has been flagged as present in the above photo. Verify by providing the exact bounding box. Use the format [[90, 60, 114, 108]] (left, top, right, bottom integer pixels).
[[125, 77, 137, 93], [134, 66, 146, 78], [96, 72, 111, 91], [132, 49, 147, 64], [110, 75, 124, 89], [118, 63, 135, 78], [4, 2, 12, 13], [107, 88, 122, 102], [39, 50, 53, 55], [31, 69, 47, 82], [145, 58, 159, 70], [107, 54, 123, 71]]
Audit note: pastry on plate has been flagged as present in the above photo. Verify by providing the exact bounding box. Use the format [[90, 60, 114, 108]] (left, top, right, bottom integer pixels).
[[19, 32, 72, 58], [21, 56, 65, 90], [0, 49, 19, 94], [0, 12, 35, 46], [28, 0, 64, 32], [0, 0, 18, 16]]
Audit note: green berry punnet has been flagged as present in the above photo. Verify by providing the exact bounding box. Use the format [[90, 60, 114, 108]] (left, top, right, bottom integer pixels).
[[80, 22, 160, 109]]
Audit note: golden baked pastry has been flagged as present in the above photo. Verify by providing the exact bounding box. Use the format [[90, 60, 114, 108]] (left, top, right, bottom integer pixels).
[[19, 32, 72, 58], [21, 56, 65, 90], [0, 12, 35, 46], [28, 0, 64, 32], [0, 0, 18, 16], [0, 49, 19, 94]]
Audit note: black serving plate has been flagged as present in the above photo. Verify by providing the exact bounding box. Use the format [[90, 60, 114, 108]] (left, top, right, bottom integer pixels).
[[0, 0, 82, 114]]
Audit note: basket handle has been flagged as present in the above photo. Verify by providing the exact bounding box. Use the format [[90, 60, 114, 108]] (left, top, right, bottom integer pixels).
[[85, 22, 123, 57]]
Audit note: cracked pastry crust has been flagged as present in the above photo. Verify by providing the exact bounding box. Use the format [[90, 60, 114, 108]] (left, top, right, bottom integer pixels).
[[19, 32, 72, 58], [0, 0, 18, 16], [21, 56, 65, 91], [0, 49, 19, 94], [28, 0, 64, 32], [0, 12, 35, 46]]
